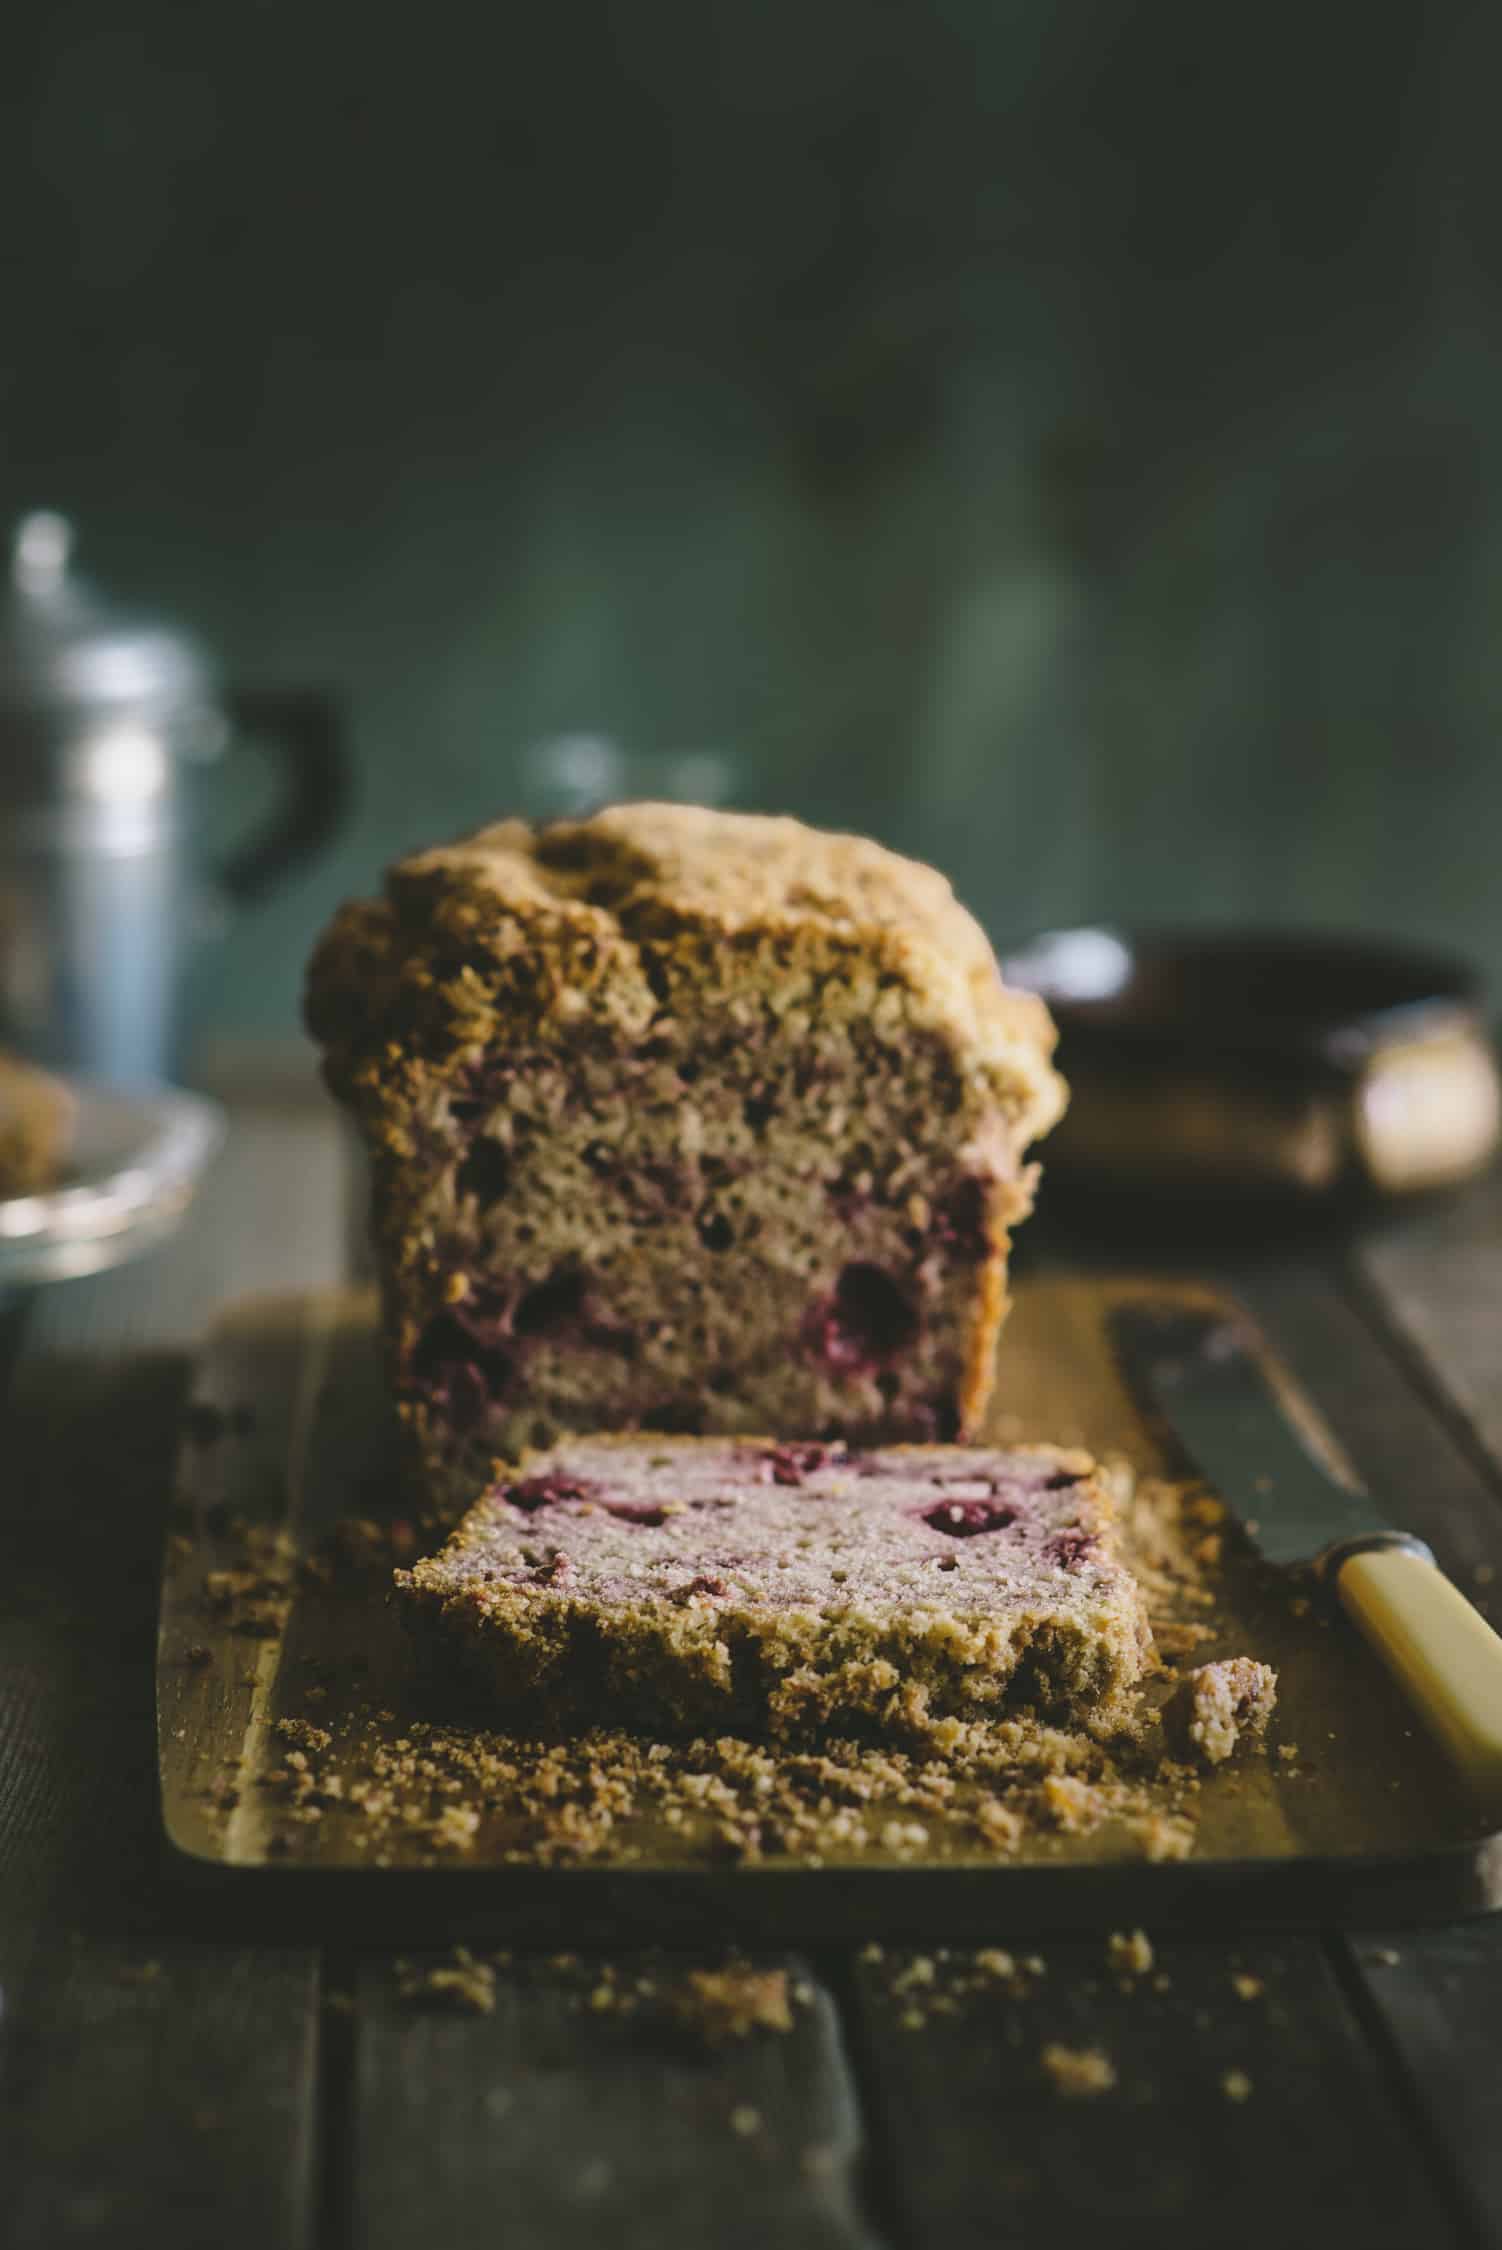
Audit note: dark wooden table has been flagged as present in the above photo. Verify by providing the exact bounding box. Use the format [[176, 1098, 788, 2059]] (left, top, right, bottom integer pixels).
[[5, 1092, 1502, 2250]]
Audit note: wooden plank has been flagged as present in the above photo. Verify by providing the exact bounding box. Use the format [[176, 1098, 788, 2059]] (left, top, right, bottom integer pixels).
[[1349, 1170, 1502, 2241], [7, 1945, 319, 2250], [1352, 1166, 1502, 1487], [849, 1933, 1463, 2250], [0, 1349, 203, 1967], [0, 1102, 345, 2249], [1, 1104, 347, 1941], [1229, 1258, 1502, 2250], [1312, 1197, 1502, 2250], [346, 1953, 871, 2250], [1335, 1928, 1502, 2249]]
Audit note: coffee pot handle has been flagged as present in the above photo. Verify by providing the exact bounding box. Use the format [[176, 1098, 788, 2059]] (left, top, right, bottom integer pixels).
[[215, 689, 349, 906]]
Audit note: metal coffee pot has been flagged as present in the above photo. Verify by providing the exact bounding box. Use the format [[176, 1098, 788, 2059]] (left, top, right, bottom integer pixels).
[[0, 512, 346, 1084]]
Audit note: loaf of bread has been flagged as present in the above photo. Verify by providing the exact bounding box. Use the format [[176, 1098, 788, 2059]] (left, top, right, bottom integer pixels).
[[396, 1435, 1150, 1738], [306, 804, 1065, 1508]]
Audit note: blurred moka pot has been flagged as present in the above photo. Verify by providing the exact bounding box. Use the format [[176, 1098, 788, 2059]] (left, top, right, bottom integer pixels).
[[0, 513, 346, 1082]]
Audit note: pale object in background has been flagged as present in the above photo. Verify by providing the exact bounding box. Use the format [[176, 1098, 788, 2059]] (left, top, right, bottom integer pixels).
[[0, 513, 346, 1085], [1356, 1033, 1502, 1194], [0, 1079, 224, 1290], [515, 733, 739, 822], [1007, 927, 1501, 1202]]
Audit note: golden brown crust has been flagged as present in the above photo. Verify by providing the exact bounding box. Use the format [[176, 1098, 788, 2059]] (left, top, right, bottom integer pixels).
[[306, 803, 1065, 1144], [957, 1166, 1036, 1436]]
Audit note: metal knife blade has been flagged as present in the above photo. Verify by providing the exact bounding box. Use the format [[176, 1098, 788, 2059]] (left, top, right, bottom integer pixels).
[[1110, 1299, 1429, 1574]]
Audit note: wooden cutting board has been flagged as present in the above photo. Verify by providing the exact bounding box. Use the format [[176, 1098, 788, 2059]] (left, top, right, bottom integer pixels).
[[156, 1277, 1502, 1939]]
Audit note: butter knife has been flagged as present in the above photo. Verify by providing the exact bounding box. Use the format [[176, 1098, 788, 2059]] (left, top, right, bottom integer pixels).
[[1112, 1299, 1502, 1810]]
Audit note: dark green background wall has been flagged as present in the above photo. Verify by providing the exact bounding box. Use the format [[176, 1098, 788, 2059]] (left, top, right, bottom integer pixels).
[[5, 1, 1500, 1040]]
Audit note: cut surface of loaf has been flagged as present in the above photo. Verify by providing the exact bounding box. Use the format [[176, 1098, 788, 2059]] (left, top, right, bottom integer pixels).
[[395, 1435, 1150, 1738], [306, 803, 1065, 1506]]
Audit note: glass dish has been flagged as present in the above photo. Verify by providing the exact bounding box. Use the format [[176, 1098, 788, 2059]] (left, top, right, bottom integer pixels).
[[0, 1081, 225, 1288]]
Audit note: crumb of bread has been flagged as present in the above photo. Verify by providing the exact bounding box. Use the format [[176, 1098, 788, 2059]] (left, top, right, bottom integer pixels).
[[1042, 2044, 1116, 2098], [1041, 1772, 1106, 1833], [1122, 1477, 1222, 1616], [1221, 2068, 1253, 2102], [669, 1966, 794, 2045], [863, 1944, 1056, 2027], [972, 1796, 1024, 1851], [289, 1657, 1196, 1872], [429, 1802, 481, 1851], [892, 1957, 937, 1993], [1150, 1620, 1218, 1661], [1173, 1658, 1278, 1765], [1127, 1811, 1197, 1863], [398, 1949, 496, 2014], [1231, 1973, 1264, 2001], [1107, 1929, 1154, 1979]]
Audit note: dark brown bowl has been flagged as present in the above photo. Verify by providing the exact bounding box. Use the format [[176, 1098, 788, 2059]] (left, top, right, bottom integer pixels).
[[1003, 928, 1501, 1200]]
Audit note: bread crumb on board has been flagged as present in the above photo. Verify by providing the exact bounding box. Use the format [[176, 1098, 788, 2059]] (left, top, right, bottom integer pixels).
[[1171, 1659, 1279, 1766], [1221, 2068, 1254, 2103], [219, 1689, 1210, 1874], [1127, 1812, 1197, 1864]]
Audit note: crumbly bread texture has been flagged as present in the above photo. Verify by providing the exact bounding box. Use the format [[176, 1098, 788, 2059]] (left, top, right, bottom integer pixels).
[[1041, 2044, 1117, 2098], [394, 1435, 1151, 1739], [0, 1050, 74, 1196], [305, 804, 1065, 1504], [1172, 1657, 1279, 1765]]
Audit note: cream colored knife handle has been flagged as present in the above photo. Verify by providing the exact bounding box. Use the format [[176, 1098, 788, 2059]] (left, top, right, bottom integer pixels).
[[1336, 1542, 1502, 1809]]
